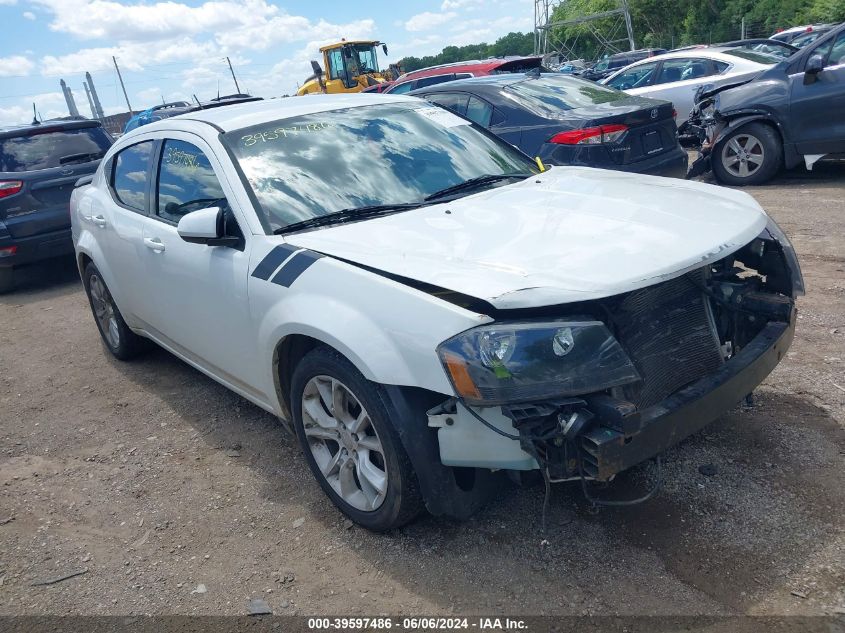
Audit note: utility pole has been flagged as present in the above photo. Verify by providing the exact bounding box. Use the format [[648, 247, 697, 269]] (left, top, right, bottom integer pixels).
[[226, 57, 241, 94], [112, 56, 133, 112]]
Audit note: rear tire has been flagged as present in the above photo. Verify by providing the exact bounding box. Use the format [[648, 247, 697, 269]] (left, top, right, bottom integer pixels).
[[82, 263, 148, 360], [712, 122, 782, 186], [291, 346, 424, 531], [0, 267, 13, 294]]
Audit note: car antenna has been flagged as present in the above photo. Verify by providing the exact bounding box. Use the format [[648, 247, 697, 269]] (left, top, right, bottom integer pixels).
[[193, 94, 203, 109], [31, 102, 40, 125]]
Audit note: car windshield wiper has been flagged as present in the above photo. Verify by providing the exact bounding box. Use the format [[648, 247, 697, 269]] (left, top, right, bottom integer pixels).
[[424, 173, 533, 202], [59, 151, 105, 165], [273, 202, 426, 235]]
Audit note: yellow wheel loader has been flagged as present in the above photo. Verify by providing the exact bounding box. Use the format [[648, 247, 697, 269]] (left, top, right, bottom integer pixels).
[[297, 40, 391, 96]]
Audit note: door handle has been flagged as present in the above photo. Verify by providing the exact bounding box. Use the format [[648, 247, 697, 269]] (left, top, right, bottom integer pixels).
[[91, 214, 107, 227], [143, 237, 165, 252]]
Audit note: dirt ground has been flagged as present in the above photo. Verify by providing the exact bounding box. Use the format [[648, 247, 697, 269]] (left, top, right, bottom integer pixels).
[[0, 164, 843, 617]]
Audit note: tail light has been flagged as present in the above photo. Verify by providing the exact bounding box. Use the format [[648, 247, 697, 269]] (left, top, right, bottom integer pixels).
[[672, 108, 677, 119], [0, 180, 23, 200], [0, 246, 17, 258], [550, 124, 629, 145]]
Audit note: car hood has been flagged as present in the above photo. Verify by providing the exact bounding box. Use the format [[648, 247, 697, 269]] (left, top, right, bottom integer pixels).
[[284, 167, 768, 310]]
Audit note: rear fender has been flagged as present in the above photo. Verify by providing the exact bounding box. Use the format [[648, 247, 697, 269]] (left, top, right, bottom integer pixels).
[[74, 231, 129, 317]]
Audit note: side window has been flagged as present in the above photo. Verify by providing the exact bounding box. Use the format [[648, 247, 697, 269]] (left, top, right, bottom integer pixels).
[[327, 49, 344, 80], [654, 58, 710, 85], [425, 92, 469, 116], [415, 74, 457, 89], [112, 141, 153, 213], [713, 60, 730, 73], [156, 139, 226, 224], [466, 95, 493, 127], [606, 62, 657, 90], [387, 81, 413, 94], [825, 32, 845, 68]]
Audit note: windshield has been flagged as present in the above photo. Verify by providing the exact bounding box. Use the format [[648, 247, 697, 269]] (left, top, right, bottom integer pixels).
[[224, 103, 537, 233], [353, 44, 379, 74], [503, 75, 628, 116], [0, 126, 112, 173]]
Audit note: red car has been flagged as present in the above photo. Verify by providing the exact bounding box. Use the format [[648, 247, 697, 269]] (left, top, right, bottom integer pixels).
[[363, 56, 546, 94]]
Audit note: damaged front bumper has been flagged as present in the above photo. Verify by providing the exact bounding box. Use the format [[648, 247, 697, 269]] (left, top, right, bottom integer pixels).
[[427, 226, 801, 483], [428, 316, 794, 479], [580, 316, 793, 479]]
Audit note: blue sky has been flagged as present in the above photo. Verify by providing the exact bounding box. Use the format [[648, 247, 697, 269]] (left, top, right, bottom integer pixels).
[[0, 0, 532, 125]]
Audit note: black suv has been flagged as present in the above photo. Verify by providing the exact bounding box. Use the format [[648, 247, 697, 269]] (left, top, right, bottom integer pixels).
[[0, 118, 112, 292]]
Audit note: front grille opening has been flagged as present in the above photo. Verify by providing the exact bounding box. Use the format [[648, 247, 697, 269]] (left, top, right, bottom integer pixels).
[[612, 269, 724, 409]]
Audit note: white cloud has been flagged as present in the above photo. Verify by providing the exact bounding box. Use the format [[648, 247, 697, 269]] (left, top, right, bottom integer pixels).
[[23, 10, 36, 19], [0, 55, 35, 76], [0, 91, 68, 126], [39, 37, 219, 76], [0, 0, 18, 5], [31, 0, 374, 51], [441, 0, 481, 10], [405, 11, 458, 32]]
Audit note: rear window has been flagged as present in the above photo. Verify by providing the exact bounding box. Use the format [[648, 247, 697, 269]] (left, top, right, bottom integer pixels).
[[0, 126, 112, 173], [722, 48, 781, 64], [503, 75, 627, 115]]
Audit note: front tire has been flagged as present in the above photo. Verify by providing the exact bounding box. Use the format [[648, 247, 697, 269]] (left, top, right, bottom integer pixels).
[[82, 263, 148, 360], [291, 346, 424, 531], [712, 122, 782, 186]]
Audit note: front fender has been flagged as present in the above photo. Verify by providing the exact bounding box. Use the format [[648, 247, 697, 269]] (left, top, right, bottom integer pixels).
[[713, 113, 782, 147], [250, 254, 492, 415]]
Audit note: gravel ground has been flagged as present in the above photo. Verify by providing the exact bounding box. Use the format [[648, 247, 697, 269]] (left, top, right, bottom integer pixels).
[[0, 164, 843, 617]]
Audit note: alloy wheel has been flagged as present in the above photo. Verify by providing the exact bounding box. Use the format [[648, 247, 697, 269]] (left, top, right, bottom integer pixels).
[[721, 133, 765, 179], [301, 375, 388, 511], [88, 274, 120, 349]]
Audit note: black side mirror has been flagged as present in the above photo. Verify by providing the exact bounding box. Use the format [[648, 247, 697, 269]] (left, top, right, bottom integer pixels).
[[310, 60, 323, 77], [382, 44, 388, 55], [804, 54, 824, 84]]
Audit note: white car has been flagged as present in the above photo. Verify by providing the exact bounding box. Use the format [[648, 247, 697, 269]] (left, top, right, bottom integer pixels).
[[71, 95, 802, 531], [602, 47, 778, 124]]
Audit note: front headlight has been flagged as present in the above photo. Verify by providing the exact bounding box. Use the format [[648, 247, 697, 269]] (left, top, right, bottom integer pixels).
[[437, 320, 640, 405]]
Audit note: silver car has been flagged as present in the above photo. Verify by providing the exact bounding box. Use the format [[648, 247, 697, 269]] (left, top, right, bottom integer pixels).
[[602, 47, 779, 125]]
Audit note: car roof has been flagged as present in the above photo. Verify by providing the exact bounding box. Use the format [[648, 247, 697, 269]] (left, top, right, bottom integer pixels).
[[0, 117, 102, 138], [399, 57, 539, 81], [618, 47, 775, 66], [408, 72, 580, 96], [143, 94, 416, 134]]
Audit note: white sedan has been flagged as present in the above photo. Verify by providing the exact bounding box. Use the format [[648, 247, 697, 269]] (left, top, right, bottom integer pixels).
[[602, 47, 778, 124], [71, 95, 802, 530]]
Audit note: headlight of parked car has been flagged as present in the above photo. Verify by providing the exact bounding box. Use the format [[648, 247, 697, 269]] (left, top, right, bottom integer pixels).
[[437, 320, 641, 406]]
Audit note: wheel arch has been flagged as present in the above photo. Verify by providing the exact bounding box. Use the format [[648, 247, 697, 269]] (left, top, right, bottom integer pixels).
[[715, 113, 800, 167]]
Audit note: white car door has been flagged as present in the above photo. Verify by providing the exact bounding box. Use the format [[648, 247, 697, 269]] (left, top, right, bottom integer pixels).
[[98, 138, 160, 327], [631, 57, 725, 124], [135, 132, 262, 398]]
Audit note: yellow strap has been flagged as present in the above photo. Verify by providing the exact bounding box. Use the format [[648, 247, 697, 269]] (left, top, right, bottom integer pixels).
[[535, 157, 546, 172]]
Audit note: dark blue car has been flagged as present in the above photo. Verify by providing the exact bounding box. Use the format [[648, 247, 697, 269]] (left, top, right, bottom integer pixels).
[[0, 118, 112, 292], [410, 73, 687, 178]]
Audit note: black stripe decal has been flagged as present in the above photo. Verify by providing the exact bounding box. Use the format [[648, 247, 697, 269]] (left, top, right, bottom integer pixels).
[[252, 244, 299, 280], [270, 251, 323, 287]]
